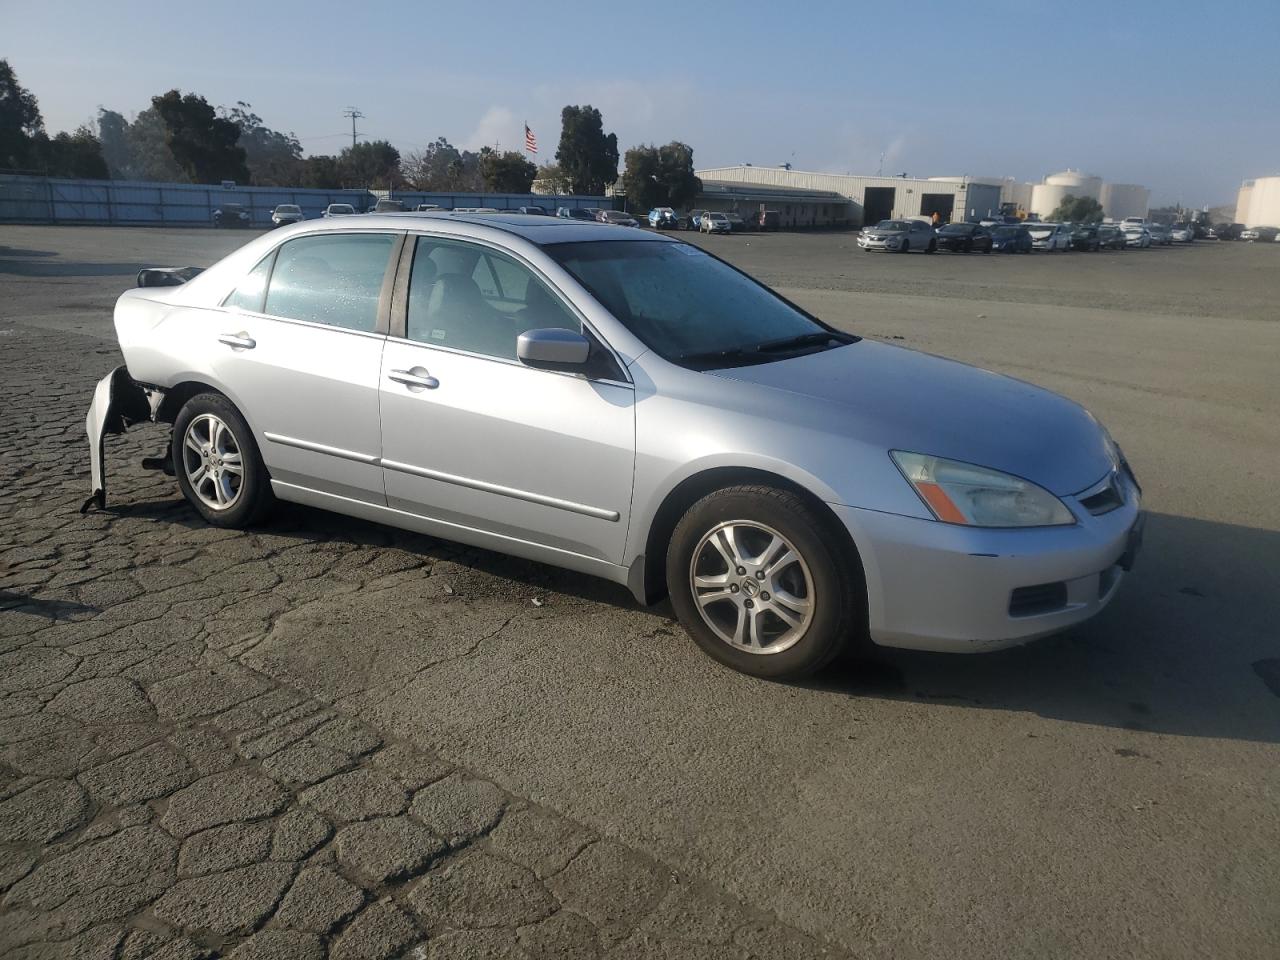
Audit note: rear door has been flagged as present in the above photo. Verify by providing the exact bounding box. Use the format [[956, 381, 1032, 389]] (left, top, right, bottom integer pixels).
[[377, 234, 635, 564], [212, 230, 401, 504]]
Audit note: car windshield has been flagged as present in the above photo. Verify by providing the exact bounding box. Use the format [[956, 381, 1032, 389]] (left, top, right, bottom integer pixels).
[[330, 205, 354, 214], [993, 226, 1017, 237], [276, 205, 300, 213], [547, 240, 855, 369], [875, 221, 910, 231], [709, 213, 727, 221], [1028, 225, 1053, 234], [939, 224, 974, 234]]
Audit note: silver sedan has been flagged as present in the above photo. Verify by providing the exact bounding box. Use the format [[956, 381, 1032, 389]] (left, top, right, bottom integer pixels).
[[86, 213, 1142, 679]]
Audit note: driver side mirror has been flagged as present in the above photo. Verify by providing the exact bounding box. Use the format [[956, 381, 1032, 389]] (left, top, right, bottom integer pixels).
[[517, 328, 591, 370]]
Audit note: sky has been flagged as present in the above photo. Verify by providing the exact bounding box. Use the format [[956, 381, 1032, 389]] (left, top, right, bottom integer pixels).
[[5, 0, 1279, 206]]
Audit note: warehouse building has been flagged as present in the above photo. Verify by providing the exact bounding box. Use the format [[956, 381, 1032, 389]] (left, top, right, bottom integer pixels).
[[694, 180, 851, 227], [695, 165, 1003, 226]]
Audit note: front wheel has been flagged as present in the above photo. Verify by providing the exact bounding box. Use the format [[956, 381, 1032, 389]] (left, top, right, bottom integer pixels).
[[172, 393, 273, 528], [926, 239, 937, 254], [899, 241, 910, 254], [667, 486, 862, 679]]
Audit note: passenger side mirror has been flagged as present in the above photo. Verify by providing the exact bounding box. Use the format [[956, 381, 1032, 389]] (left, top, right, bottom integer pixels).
[[517, 328, 591, 370]]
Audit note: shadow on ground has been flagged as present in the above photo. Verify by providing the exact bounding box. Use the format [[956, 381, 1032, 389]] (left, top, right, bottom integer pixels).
[[104, 485, 1280, 746]]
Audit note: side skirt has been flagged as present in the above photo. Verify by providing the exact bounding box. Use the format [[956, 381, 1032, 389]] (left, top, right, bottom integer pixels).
[[271, 480, 633, 590]]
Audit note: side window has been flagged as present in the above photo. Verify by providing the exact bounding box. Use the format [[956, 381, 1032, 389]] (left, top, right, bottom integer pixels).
[[223, 253, 274, 312], [263, 233, 394, 332], [405, 238, 579, 361]]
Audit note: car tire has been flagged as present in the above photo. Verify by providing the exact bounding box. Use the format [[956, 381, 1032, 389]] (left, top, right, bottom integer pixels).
[[926, 239, 937, 254], [666, 485, 861, 680], [899, 241, 910, 254], [172, 393, 273, 528]]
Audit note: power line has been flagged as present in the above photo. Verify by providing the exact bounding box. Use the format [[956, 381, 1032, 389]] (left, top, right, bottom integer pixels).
[[342, 107, 364, 150]]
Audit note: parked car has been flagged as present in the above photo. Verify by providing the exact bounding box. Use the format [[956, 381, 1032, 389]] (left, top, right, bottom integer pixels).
[[990, 224, 1033, 253], [1070, 224, 1102, 251], [701, 212, 732, 234], [725, 213, 748, 232], [1121, 217, 1147, 231], [270, 204, 304, 227], [518, 205, 549, 216], [86, 216, 1142, 680], [686, 210, 707, 231], [857, 219, 938, 253], [371, 199, 405, 214], [1097, 225, 1126, 250], [597, 210, 639, 227], [1028, 222, 1073, 252], [213, 203, 252, 229], [1122, 226, 1152, 248], [415, 204, 444, 212], [1147, 223, 1173, 246], [323, 203, 357, 218], [556, 207, 597, 221], [1169, 223, 1194, 243], [1240, 226, 1279, 242], [648, 207, 679, 229], [935, 223, 993, 253], [757, 210, 780, 231]]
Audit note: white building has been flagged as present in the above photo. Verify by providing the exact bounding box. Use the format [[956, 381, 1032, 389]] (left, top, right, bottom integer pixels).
[[695, 165, 1003, 226], [1236, 176, 1280, 227]]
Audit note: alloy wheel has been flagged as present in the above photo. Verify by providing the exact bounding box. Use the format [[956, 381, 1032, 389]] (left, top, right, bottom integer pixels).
[[689, 521, 815, 654], [181, 413, 244, 511]]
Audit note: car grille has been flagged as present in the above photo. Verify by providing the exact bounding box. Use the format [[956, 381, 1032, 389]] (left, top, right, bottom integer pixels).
[[1009, 581, 1069, 617]]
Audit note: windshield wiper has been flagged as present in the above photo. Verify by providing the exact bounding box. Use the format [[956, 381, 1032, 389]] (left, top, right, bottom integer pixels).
[[755, 331, 851, 353]]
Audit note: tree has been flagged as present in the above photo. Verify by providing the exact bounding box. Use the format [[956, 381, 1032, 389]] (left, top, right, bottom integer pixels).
[[299, 155, 342, 189], [96, 107, 186, 181], [1048, 194, 1104, 223], [534, 161, 572, 194], [555, 105, 619, 195], [152, 90, 248, 183], [400, 137, 483, 191], [339, 140, 401, 189], [479, 148, 537, 193], [622, 142, 702, 212], [225, 102, 302, 186], [0, 59, 44, 169], [29, 125, 108, 179]]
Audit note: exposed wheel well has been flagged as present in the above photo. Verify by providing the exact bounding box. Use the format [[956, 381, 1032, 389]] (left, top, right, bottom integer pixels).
[[640, 467, 867, 611], [154, 381, 229, 424]]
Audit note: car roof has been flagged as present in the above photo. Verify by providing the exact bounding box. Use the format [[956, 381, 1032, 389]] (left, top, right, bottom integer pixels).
[[312, 210, 667, 246]]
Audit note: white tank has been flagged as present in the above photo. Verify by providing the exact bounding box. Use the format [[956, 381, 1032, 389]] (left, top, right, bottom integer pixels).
[[1043, 170, 1103, 199], [1100, 183, 1149, 221], [1235, 181, 1254, 224], [1242, 176, 1280, 227], [1030, 183, 1074, 218]]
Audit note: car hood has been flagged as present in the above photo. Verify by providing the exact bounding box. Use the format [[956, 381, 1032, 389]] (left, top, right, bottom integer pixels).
[[710, 341, 1112, 496]]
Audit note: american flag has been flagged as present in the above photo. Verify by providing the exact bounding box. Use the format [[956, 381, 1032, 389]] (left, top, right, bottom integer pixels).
[[524, 124, 538, 155]]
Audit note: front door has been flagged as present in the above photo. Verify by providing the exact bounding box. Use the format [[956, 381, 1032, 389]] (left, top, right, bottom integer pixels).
[[378, 235, 635, 564], [211, 230, 399, 504]]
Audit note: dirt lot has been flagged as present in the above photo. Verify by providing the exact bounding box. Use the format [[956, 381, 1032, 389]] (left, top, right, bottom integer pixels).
[[2, 224, 1278, 959]]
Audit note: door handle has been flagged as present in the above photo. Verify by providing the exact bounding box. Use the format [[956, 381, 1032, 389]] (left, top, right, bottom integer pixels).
[[389, 367, 439, 390], [218, 333, 256, 349]]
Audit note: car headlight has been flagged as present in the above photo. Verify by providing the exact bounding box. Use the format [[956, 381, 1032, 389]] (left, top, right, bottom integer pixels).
[[891, 451, 1075, 527]]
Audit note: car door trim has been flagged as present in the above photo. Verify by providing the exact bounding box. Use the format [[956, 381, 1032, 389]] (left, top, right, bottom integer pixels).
[[263, 432, 380, 465], [380, 457, 620, 521]]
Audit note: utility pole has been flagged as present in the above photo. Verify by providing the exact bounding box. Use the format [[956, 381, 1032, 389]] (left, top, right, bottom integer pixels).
[[343, 107, 364, 150]]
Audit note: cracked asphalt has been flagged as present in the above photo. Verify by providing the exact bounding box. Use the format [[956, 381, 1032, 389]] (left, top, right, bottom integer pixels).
[[2, 226, 1279, 959]]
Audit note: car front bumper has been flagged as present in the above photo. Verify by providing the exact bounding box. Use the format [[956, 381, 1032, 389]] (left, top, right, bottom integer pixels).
[[857, 236, 898, 250], [831, 488, 1141, 653]]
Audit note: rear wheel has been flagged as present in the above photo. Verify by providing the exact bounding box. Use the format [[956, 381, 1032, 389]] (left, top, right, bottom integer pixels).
[[926, 239, 937, 254], [667, 485, 862, 679], [172, 393, 273, 528]]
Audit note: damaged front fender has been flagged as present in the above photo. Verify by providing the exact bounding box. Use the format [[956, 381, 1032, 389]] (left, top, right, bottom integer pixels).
[[83, 367, 158, 512]]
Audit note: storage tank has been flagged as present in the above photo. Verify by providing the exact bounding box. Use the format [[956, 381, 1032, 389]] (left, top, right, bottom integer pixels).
[[1243, 176, 1280, 227], [1030, 171, 1103, 218], [1100, 183, 1150, 221], [1235, 179, 1255, 225]]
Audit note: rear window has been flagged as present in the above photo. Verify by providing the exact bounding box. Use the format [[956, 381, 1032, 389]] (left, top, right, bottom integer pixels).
[[264, 233, 394, 332]]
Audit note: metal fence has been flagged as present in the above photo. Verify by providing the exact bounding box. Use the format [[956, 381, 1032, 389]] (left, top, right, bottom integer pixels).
[[0, 174, 609, 227]]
